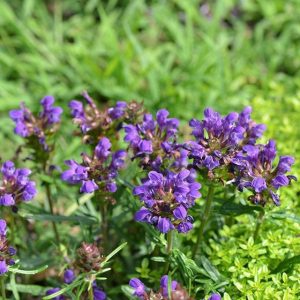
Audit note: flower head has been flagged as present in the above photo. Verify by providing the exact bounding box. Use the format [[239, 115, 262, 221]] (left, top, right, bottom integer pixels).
[[233, 140, 296, 205], [0, 161, 37, 208], [187, 107, 265, 179], [69, 92, 143, 145], [61, 137, 126, 195], [10, 96, 63, 151], [134, 169, 201, 233], [76, 242, 104, 272]]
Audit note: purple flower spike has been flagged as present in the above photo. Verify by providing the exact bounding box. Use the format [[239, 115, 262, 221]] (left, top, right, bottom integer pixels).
[[129, 278, 146, 299], [62, 137, 126, 195], [0, 161, 37, 207], [10, 97, 63, 150], [133, 169, 201, 234], [233, 140, 296, 206]]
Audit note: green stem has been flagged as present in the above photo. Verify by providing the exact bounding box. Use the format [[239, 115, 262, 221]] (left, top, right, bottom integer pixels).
[[1, 276, 6, 300], [88, 283, 94, 300], [100, 201, 108, 249], [164, 230, 173, 273], [192, 184, 215, 258], [45, 183, 60, 245], [253, 210, 265, 241]]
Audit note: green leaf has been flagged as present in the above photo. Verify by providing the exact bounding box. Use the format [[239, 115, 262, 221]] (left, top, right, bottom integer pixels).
[[23, 213, 97, 225], [219, 201, 263, 216], [102, 242, 127, 264], [9, 264, 48, 275], [200, 256, 222, 282], [6, 283, 49, 296], [271, 255, 300, 274]]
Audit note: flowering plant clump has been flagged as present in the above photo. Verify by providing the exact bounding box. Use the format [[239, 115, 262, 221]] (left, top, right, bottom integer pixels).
[[0, 219, 16, 275], [69, 91, 144, 145], [129, 275, 194, 300], [61, 137, 126, 195], [134, 169, 201, 233], [124, 109, 181, 170], [9, 96, 63, 151], [232, 140, 296, 206], [2, 95, 297, 300], [187, 107, 265, 180], [0, 161, 37, 208]]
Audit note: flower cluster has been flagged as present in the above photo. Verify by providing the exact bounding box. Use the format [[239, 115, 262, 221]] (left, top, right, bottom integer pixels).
[[187, 107, 265, 178], [61, 137, 126, 195], [232, 140, 296, 206], [9, 96, 63, 151], [134, 169, 201, 233], [0, 161, 37, 208], [0, 219, 16, 275], [129, 275, 193, 300], [124, 109, 181, 170], [69, 92, 143, 144], [46, 242, 106, 299]]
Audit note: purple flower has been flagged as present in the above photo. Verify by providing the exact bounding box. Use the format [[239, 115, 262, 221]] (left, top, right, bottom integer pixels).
[[92, 282, 106, 300], [69, 93, 135, 145], [0, 161, 37, 207], [133, 169, 201, 233], [160, 275, 177, 298], [62, 137, 126, 195], [124, 109, 180, 170], [233, 140, 296, 206], [108, 101, 127, 120], [10, 97, 63, 150], [209, 293, 222, 300], [0, 261, 7, 275], [187, 107, 265, 178], [64, 269, 75, 284], [129, 278, 146, 299]]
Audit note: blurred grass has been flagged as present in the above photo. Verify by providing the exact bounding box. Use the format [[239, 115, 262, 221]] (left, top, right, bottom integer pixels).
[[1, 0, 300, 115]]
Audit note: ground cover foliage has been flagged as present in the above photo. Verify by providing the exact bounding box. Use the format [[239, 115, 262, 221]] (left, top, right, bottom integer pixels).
[[0, 1, 299, 299]]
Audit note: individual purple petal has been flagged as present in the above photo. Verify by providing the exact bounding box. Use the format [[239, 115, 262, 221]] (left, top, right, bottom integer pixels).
[[157, 217, 173, 233], [129, 278, 145, 298], [173, 205, 187, 219], [271, 175, 289, 189], [251, 177, 267, 193], [135, 207, 152, 222], [0, 194, 15, 206], [64, 269, 76, 284], [80, 180, 98, 193], [0, 220, 7, 236], [106, 182, 117, 193], [0, 261, 8, 275], [208, 293, 222, 300]]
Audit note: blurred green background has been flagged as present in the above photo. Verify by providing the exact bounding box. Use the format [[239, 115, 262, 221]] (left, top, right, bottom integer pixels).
[[1, 0, 299, 168]]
